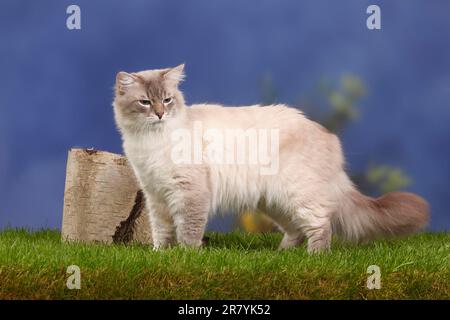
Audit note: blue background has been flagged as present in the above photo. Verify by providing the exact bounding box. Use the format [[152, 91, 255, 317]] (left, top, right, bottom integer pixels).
[[0, 0, 449, 231]]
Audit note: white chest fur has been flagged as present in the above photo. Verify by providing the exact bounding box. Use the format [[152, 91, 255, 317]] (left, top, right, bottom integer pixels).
[[123, 129, 175, 195]]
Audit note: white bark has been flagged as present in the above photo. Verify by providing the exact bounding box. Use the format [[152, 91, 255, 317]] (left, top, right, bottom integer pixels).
[[61, 148, 152, 244]]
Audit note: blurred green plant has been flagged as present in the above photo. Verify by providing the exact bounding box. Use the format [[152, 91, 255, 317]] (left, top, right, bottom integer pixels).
[[240, 73, 412, 233], [324, 74, 366, 132], [365, 164, 411, 194], [303, 74, 366, 133]]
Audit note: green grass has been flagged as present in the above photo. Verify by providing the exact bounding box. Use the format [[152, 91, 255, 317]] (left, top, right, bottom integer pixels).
[[0, 229, 448, 299]]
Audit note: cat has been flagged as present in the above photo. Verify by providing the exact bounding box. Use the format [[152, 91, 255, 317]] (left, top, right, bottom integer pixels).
[[113, 64, 429, 253]]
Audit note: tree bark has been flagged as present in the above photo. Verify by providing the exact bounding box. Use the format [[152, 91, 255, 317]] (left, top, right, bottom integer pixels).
[[61, 148, 152, 245]]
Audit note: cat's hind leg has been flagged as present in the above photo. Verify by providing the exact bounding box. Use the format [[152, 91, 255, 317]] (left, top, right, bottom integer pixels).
[[296, 204, 333, 254], [264, 209, 305, 250], [279, 232, 306, 250]]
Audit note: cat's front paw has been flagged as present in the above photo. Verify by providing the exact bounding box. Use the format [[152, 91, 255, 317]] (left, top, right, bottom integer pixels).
[[177, 237, 203, 249], [152, 241, 172, 251]]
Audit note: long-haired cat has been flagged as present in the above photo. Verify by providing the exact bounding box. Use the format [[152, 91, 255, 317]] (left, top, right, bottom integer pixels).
[[113, 64, 429, 253]]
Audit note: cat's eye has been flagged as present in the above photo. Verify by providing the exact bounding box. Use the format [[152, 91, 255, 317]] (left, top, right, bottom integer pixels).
[[138, 100, 151, 106], [163, 97, 173, 105]]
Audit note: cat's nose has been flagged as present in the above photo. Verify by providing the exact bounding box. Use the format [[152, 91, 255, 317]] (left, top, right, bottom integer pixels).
[[155, 110, 164, 119]]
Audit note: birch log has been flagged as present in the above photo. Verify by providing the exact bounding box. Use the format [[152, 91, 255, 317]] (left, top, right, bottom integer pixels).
[[61, 148, 152, 244]]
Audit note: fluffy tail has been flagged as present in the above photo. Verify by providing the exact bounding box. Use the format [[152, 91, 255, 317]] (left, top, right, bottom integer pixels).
[[332, 188, 430, 243]]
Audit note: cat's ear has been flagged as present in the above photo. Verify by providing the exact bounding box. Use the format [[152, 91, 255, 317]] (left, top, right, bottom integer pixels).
[[162, 64, 185, 86], [116, 71, 137, 95]]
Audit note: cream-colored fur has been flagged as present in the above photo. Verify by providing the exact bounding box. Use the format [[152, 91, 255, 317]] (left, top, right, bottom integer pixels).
[[113, 65, 429, 253]]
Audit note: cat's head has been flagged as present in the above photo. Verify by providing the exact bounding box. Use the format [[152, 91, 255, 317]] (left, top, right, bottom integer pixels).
[[113, 64, 186, 131]]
